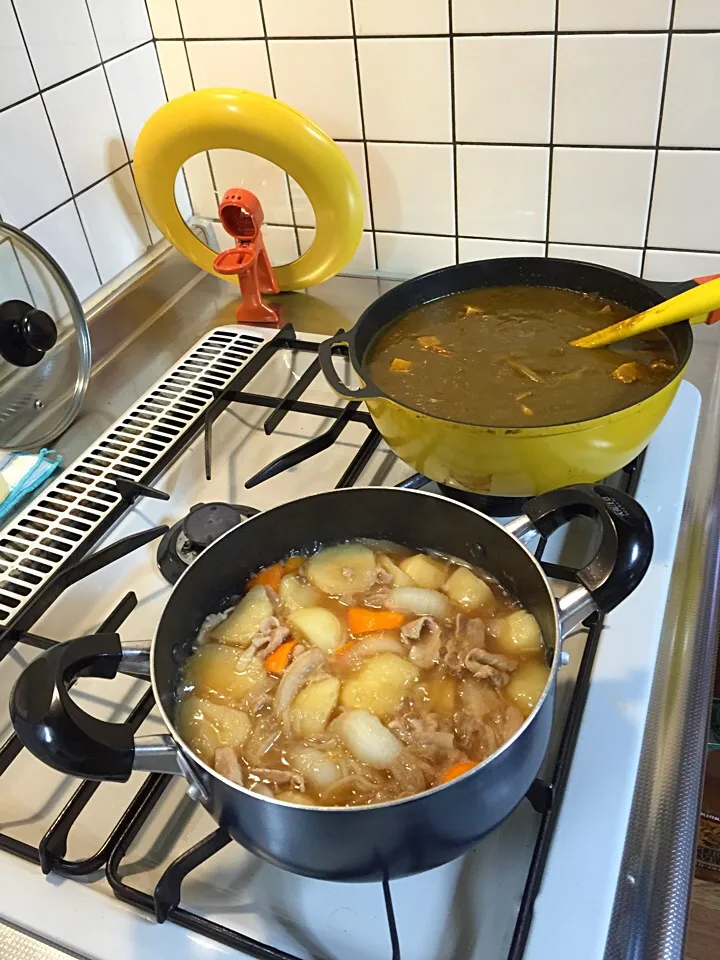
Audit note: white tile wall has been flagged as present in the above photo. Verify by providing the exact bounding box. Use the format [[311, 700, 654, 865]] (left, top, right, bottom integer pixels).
[[0, 0, 36, 110], [660, 33, 720, 148], [357, 39, 451, 141], [453, 0, 556, 33], [5, 0, 720, 312], [549, 149, 654, 246], [454, 36, 554, 144], [0, 4, 173, 304], [558, 0, 673, 31], [554, 35, 667, 146], [148, 2, 720, 285], [457, 146, 549, 240], [269, 40, 362, 139]]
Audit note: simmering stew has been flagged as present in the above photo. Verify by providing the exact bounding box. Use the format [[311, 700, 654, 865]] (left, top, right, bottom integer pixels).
[[366, 286, 677, 427], [176, 542, 549, 807]]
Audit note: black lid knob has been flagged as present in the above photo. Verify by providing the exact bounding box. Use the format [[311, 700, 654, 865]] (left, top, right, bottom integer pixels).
[[0, 300, 58, 367]]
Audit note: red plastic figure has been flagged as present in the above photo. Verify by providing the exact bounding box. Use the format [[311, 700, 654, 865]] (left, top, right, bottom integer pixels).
[[213, 188, 281, 325]]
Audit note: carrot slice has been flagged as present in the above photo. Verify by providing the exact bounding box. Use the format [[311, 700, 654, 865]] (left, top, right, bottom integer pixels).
[[264, 639, 296, 675], [439, 760, 477, 785], [246, 562, 284, 592], [284, 556, 306, 573], [332, 640, 358, 658], [347, 608, 406, 635]]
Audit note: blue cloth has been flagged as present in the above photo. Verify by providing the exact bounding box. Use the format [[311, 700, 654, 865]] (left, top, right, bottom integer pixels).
[[0, 449, 62, 522]]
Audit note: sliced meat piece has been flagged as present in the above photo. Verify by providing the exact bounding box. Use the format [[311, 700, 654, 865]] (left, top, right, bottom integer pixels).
[[248, 616, 291, 659], [464, 648, 517, 687], [248, 767, 305, 791], [442, 616, 487, 673], [401, 615, 442, 668], [389, 751, 430, 796], [464, 660, 510, 688], [388, 712, 456, 763], [214, 747, 244, 786], [467, 648, 516, 671]]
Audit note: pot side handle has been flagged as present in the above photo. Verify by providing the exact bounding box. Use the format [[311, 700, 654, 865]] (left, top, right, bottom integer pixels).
[[10, 632, 179, 781], [317, 329, 380, 400], [517, 484, 653, 632]]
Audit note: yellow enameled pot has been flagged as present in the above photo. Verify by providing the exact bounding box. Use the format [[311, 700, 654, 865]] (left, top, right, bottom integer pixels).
[[319, 257, 696, 498]]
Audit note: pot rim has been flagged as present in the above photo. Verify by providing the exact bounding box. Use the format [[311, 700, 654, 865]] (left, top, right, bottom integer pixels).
[[346, 257, 693, 432], [150, 486, 562, 812]]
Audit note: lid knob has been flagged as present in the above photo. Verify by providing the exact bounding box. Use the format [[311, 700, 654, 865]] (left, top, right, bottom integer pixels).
[[0, 299, 58, 367]]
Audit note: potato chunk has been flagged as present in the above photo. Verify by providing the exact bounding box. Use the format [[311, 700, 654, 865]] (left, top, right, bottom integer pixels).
[[290, 675, 341, 738], [278, 573, 321, 612], [426, 673, 457, 718], [184, 643, 265, 702], [505, 661, 550, 717], [378, 554, 413, 587], [443, 567, 494, 612], [340, 652, 419, 719], [306, 543, 377, 596], [178, 696, 251, 763], [493, 610, 543, 655], [287, 607, 344, 653], [211, 585, 273, 646], [399, 554, 447, 590]]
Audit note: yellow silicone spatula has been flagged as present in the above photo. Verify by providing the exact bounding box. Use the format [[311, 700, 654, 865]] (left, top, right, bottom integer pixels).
[[571, 275, 720, 348]]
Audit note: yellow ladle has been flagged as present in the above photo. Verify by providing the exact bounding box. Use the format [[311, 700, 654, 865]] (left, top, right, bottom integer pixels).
[[572, 275, 720, 348]]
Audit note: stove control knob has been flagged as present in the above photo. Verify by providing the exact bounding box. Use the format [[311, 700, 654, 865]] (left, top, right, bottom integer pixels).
[[0, 299, 57, 367]]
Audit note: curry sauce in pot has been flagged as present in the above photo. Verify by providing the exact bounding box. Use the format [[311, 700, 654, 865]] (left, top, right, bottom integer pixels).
[[366, 286, 677, 427]]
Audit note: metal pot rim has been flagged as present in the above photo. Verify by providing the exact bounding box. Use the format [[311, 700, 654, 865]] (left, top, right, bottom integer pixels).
[[149, 485, 562, 811]]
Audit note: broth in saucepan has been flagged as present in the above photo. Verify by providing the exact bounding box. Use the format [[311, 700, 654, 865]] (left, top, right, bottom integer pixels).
[[366, 286, 677, 427]]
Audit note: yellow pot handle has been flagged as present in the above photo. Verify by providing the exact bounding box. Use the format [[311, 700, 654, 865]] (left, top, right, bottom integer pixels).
[[134, 89, 364, 291]]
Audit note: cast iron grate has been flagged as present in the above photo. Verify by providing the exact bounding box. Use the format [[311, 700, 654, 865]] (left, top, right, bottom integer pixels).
[[0, 322, 644, 960]]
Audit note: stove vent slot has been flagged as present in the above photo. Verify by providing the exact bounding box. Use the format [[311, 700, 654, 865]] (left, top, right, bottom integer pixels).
[[0, 329, 266, 625]]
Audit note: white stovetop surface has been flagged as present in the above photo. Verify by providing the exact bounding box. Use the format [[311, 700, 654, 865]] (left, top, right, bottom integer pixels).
[[0, 327, 701, 960]]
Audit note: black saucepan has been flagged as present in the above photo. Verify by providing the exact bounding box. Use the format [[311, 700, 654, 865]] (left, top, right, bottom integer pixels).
[[10, 485, 652, 881]]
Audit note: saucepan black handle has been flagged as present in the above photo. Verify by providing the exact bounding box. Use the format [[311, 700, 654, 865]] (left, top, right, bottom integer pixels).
[[11, 633, 146, 782], [318, 328, 380, 400], [516, 483, 653, 615]]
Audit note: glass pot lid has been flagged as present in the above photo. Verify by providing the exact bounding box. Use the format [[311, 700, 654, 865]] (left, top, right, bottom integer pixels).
[[0, 220, 91, 451]]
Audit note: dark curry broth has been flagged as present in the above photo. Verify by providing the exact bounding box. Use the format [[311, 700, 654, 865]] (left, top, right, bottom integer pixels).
[[366, 286, 677, 427]]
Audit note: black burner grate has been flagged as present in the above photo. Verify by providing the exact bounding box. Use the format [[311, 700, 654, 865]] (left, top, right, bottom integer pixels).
[[0, 323, 644, 960]]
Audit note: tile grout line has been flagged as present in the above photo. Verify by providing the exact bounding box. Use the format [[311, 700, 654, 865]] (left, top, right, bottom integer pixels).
[[259, 0, 302, 259], [142, 0, 191, 216], [175, 0, 222, 214], [640, 0, 678, 277], [8, 0, 104, 287], [3, 0, 49, 300], [350, 0, 379, 271], [81, 0, 153, 258], [139, 215, 720, 258], [448, 1, 459, 264], [545, 0, 560, 257], [0, 39, 155, 118], [173, 29, 720, 41]]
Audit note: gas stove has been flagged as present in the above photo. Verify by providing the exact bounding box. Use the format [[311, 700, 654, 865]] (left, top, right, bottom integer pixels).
[[0, 318, 703, 960]]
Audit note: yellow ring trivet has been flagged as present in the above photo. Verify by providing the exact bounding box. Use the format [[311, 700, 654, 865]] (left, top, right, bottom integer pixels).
[[134, 89, 364, 290]]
